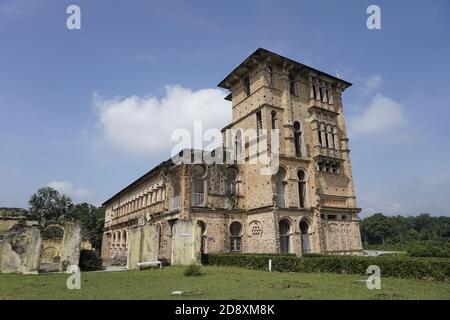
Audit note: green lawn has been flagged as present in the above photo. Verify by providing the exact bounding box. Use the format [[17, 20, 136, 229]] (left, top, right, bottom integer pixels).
[[0, 266, 449, 300]]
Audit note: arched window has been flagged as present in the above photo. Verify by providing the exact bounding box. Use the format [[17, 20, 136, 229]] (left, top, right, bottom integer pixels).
[[268, 65, 274, 88], [279, 220, 291, 253], [293, 121, 303, 157], [276, 167, 286, 208], [289, 74, 297, 95], [197, 220, 207, 255], [229, 221, 242, 252], [297, 170, 307, 208], [300, 220, 311, 253], [234, 130, 243, 163], [226, 168, 238, 195], [192, 165, 206, 206], [271, 111, 277, 129]]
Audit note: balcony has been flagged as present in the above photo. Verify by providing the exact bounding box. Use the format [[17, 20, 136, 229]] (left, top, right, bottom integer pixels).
[[169, 196, 180, 210], [316, 146, 341, 159], [192, 193, 205, 207], [320, 194, 356, 208]]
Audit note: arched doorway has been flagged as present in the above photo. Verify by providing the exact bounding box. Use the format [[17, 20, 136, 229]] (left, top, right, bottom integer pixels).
[[279, 219, 291, 253], [197, 220, 207, 255], [300, 220, 311, 253]]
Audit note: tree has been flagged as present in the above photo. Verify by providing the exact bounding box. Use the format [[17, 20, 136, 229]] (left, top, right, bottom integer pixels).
[[28, 187, 74, 223], [73, 203, 105, 250]]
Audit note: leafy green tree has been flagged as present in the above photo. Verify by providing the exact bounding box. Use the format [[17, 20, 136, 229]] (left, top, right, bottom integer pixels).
[[28, 187, 74, 223], [73, 203, 105, 250]]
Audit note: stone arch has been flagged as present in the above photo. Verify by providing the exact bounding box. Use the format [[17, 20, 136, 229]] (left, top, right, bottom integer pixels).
[[39, 221, 81, 272], [279, 218, 292, 253], [297, 168, 308, 208], [229, 221, 243, 252], [276, 166, 288, 208], [196, 220, 207, 255], [299, 218, 312, 254], [293, 120, 304, 157], [40, 246, 60, 264], [192, 164, 207, 206]]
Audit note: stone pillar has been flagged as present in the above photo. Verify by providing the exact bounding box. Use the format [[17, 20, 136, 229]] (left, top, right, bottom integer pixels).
[[100, 232, 111, 265], [59, 221, 82, 272], [171, 219, 201, 265], [180, 164, 192, 219], [126, 226, 142, 270]]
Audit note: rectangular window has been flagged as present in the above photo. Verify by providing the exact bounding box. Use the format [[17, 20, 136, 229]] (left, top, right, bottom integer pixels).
[[244, 75, 250, 96], [230, 237, 242, 252], [289, 74, 296, 95], [327, 214, 337, 220], [256, 111, 262, 136]]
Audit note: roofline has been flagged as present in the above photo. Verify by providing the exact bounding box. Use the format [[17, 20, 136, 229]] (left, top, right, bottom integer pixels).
[[217, 47, 352, 89], [101, 149, 208, 207], [101, 158, 174, 207]]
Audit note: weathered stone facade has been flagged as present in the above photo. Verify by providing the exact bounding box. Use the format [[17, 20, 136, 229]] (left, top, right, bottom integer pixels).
[[0, 208, 83, 273], [101, 48, 363, 267]]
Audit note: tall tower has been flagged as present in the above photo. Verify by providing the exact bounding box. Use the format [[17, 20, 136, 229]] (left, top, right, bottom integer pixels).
[[218, 48, 362, 255]]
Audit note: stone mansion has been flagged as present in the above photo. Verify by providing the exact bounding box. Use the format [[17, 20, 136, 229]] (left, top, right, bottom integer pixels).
[[100, 48, 363, 266]]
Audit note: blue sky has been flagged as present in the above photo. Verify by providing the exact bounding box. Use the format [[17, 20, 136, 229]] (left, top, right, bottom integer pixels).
[[0, 0, 449, 217]]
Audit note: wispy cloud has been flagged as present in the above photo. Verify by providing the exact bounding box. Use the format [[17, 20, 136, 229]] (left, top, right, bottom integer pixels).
[[47, 181, 90, 200], [349, 93, 406, 136], [363, 74, 383, 93]]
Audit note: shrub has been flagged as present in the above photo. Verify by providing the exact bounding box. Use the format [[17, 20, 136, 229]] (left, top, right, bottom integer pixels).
[[183, 263, 203, 276], [206, 253, 299, 272], [204, 253, 450, 281], [79, 250, 103, 271]]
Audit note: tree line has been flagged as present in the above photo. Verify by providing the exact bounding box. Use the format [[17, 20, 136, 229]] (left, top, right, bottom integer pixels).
[[359, 213, 450, 257]]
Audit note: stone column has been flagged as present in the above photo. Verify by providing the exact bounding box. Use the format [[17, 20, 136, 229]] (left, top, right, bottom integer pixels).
[[180, 164, 192, 219]]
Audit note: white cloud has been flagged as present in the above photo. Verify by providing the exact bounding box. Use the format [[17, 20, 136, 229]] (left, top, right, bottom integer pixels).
[[349, 93, 405, 136], [47, 181, 90, 199], [363, 74, 383, 92], [93, 85, 231, 157]]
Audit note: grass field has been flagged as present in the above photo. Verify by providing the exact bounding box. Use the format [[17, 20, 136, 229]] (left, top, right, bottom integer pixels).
[[0, 266, 449, 300]]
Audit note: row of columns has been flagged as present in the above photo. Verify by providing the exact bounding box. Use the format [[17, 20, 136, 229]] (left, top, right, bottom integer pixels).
[[112, 183, 167, 217]]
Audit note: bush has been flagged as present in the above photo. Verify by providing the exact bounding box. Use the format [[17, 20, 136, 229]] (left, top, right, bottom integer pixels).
[[204, 253, 450, 281], [206, 253, 299, 272], [183, 263, 203, 276], [79, 250, 103, 271]]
